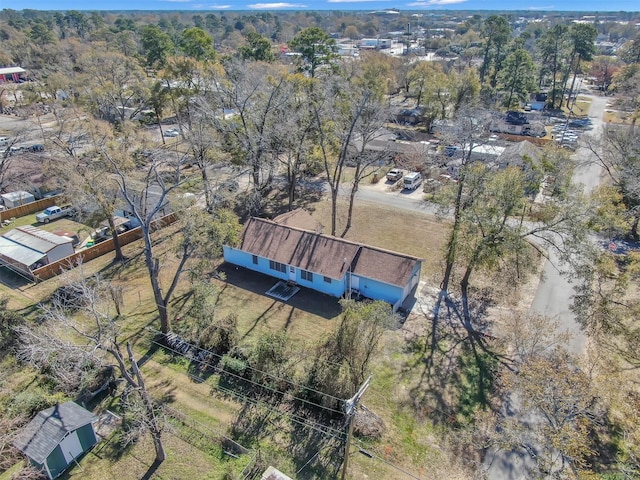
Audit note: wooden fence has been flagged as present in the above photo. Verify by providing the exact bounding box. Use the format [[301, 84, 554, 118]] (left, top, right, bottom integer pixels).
[[32, 212, 178, 282], [0, 195, 64, 222], [496, 133, 552, 146]]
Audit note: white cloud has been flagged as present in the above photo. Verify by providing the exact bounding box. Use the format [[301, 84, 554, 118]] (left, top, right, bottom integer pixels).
[[328, 0, 389, 3], [407, 0, 466, 5], [248, 2, 306, 7], [526, 5, 555, 9], [208, 3, 232, 7]]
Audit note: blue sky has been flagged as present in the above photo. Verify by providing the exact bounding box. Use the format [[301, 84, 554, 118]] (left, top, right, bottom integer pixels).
[[14, 0, 639, 11]]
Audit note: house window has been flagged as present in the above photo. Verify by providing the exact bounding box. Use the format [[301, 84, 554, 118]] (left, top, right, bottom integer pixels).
[[252, 255, 258, 265], [269, 260, 286, 273], [301, 270, 313, 281], [323, 276, 331, 283]]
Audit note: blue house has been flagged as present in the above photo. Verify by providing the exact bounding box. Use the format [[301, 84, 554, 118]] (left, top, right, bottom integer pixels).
[[223, 214, 422, 311]]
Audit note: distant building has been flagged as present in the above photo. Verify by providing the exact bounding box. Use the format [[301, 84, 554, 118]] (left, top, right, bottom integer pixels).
[[0, 66, 26, 83], [359, 38, 392, 49]]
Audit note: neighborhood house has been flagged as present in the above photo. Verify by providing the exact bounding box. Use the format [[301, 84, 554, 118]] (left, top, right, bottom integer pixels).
[[223, 212, 422, 311]]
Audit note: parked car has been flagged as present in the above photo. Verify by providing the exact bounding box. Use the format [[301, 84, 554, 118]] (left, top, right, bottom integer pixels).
[[164, 128, 180, 137], [403, 172, 423, 191], [386, 168, 404, 182], [444, 145, 460, 157]]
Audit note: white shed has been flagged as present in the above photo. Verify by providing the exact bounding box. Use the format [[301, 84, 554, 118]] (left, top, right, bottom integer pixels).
[[1, 190, 35, 208], [0, 226, 74, 277]]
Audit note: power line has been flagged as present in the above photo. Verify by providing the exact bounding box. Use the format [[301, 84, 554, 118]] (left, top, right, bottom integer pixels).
[[151, 334, 421, 479], [149, 328, 345, 405], [295, 438, 341, 475], [355, 440, 424, 480], [207, 377, 347, 442], [152, 338, 345, 416]]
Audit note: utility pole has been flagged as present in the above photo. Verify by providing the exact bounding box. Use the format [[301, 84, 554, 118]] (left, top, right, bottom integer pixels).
[[341, 374, 372, 480]]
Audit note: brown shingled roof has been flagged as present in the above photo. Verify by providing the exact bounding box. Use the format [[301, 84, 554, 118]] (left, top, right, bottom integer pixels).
[[239, 218, 422, 286], [240, 218, 359, 280], [273, 208, 324, 233], [352, 246, 420, 287]]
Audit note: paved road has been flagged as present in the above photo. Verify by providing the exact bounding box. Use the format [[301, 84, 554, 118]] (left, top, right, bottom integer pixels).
[[484, 92, 608, 480], [529, 93, 607, 354]]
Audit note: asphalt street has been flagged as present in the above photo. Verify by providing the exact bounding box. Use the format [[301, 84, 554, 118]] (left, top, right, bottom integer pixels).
[[483, 93, 608, 480]]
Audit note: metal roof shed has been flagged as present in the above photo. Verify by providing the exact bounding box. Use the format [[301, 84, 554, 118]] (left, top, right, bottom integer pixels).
[[0, 226, 74, 278], [13, 402, 99, 479], [1, 191, 35, 208]]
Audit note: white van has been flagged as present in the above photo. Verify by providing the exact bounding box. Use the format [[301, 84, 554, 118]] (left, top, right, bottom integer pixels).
[[403, 172, 422, 190]]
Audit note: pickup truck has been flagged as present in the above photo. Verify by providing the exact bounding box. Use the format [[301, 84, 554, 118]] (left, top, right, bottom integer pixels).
[[386, 168, 404, 182], [36, 205, 76, 223]]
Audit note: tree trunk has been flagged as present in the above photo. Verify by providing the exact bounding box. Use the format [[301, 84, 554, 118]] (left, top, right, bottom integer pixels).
[[560, 51, 576, 110], [288, 167, 296, 211], [330, 187, 339, 236], [127, 343, 166, 464], [480, 38, 493, 85], [143, 230, 170, 334], [440, 171, 466, 296], [341, 180, 358, 238], [490, 46, 502, 89], [107, 215, 125, 262], [566, 56, 581, 113], [198, 162, 214, 213]]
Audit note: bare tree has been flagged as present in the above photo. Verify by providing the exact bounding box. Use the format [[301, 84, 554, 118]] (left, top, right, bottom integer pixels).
[[18, 266, 166, 464], [312, 76, 390, 237], [47, 111, 131, 261], [584, 125, 640, 238], [104, 148, 184, 334], [206, 61, 290, 215]]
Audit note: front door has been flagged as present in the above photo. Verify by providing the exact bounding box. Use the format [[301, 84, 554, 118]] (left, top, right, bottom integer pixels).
[[59, 431, 83, 463], [350, 275, 360, 292], [288, 266, 296, 281]]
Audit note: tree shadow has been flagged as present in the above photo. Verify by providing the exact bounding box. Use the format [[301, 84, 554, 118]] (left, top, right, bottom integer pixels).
[[399, 283, 506, 426], [140, 458, 163, 480]]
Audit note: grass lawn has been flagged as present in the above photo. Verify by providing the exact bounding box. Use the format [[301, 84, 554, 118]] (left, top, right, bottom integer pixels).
[[306, 197, 449, 284], [0, 197, 464, 479], [603, 109, 636, 125], [564, 96, 592, 117]]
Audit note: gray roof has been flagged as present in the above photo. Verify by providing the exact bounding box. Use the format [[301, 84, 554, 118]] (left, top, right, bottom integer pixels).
[[0, 67, 26, 75], [13, 402, 97, 464], [1, 191, 34, 202], [3, 226, 72, 253], [0, 236, 45, 267]]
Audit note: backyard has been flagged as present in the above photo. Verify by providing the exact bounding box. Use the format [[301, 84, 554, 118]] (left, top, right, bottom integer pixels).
[[0, 196, 476, 479]]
